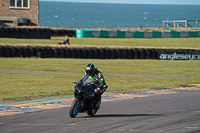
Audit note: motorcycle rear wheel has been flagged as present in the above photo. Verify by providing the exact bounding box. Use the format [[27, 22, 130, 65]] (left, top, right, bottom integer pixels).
[[69, 98, 82, 118], [87, 101, 101, 116]]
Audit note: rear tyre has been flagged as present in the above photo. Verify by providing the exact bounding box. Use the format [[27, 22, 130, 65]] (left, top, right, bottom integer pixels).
[[87, 101, 101, 116], [69, 98, 82, 118]]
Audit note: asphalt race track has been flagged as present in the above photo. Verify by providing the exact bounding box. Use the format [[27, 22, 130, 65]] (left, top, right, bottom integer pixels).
[[0, 69, 200, 133], [1, 90, 200, 133], [0, 69, 199, 79]]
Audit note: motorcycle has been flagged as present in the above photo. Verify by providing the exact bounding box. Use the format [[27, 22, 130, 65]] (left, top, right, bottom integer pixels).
[[57, 38, 70, 45], [69, 76, 101, 118]]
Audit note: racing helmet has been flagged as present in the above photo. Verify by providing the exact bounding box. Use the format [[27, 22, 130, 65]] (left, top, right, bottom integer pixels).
[[85, 63, 95, 76]]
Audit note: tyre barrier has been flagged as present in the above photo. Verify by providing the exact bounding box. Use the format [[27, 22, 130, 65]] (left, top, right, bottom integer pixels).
[[51, 30, 76, 37], [0, 28, 76, 38], [0, 46, 200, 60], [0, 28, 51, 39]]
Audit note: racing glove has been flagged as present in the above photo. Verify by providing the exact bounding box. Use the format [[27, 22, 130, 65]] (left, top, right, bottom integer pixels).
[[95, 88, 101, 93]]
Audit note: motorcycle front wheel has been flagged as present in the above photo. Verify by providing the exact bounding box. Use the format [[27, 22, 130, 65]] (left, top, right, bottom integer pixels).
[[69, 98, 82, 118]]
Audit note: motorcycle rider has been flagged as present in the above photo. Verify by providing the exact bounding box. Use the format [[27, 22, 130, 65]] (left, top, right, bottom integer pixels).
[[57, 37, 70, 45], [80, 63, 108, 108]]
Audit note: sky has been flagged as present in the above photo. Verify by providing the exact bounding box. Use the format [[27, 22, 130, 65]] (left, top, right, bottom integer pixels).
[[40, 0, 200, 5]]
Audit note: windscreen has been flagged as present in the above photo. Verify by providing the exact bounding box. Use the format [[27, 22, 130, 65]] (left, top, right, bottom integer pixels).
[[82, 76, 95, 86]]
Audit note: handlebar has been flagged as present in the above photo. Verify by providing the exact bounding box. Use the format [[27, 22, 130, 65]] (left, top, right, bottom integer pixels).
[[72, 80, 97, 88]]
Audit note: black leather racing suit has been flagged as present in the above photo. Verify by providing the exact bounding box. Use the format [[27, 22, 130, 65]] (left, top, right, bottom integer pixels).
[[81, 68, 107, 100]]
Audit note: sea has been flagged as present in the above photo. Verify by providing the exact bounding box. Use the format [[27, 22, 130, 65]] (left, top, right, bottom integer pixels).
[[39, 1, 200, 28]]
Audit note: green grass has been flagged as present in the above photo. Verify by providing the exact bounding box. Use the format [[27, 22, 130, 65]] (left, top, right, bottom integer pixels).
[[0, 72, 198, 101], [70, 38, 200, 49], [0, 37, 200, 101], [0, 73, 77, 101], [0, 58, 200, 101], [1, 37, 200, 49], [0, 58, 199, 77]]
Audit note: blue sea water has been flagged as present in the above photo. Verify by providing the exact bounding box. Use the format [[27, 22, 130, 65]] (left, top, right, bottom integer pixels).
[[39, 1, 200, 28]]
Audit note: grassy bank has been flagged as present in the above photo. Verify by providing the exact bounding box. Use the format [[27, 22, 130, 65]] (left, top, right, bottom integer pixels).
[[0, 58, 199, 101], [0, 37, 200, 101], [16, 26, 200, 31], [0, 37, 200, 49]]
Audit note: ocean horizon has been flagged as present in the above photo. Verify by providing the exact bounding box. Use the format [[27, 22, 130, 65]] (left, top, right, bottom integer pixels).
[[39, 1, 200, 28]]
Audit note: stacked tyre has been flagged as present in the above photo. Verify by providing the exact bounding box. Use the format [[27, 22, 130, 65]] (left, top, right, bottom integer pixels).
[[1, 46, 197, 60]]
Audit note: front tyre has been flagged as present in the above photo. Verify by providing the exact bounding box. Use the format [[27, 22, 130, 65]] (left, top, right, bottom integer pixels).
[[69, 98, 82, 118]]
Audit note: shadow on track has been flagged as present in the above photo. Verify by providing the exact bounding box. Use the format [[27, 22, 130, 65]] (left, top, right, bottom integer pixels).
[[83, 114, 163, 118]]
